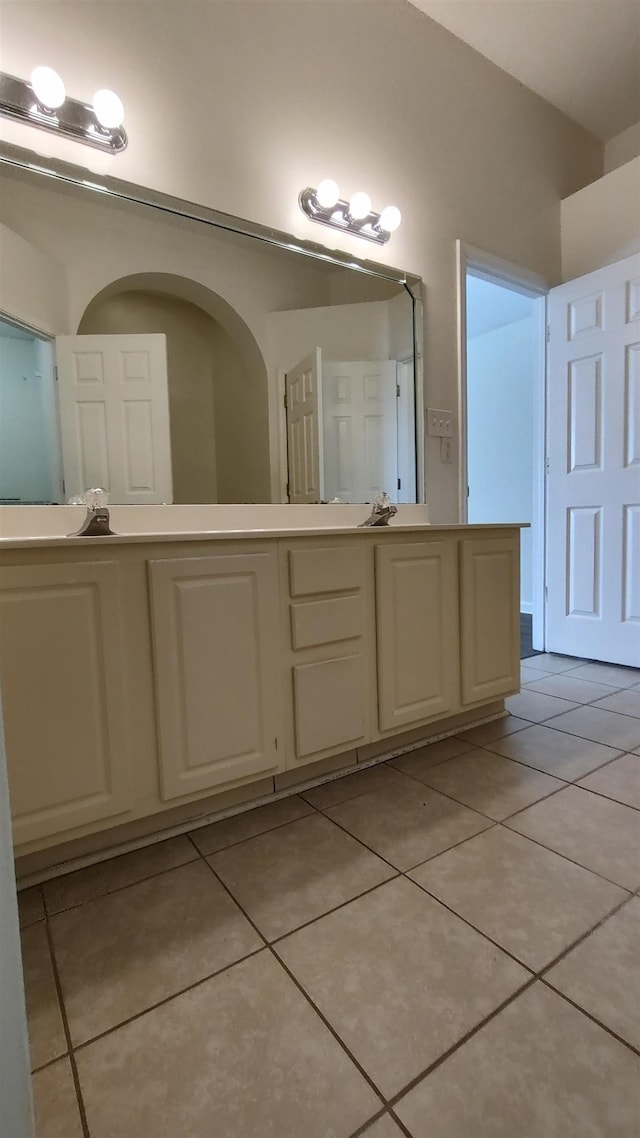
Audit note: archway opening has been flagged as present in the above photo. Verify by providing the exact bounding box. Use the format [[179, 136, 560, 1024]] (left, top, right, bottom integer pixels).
[[79, 273, 271, 503]]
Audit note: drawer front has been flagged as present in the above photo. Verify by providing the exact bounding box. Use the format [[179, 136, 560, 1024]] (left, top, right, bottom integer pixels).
[[288, 546, 365, 596], [290, 594, 362, 649], [293, 654, 366, 757]]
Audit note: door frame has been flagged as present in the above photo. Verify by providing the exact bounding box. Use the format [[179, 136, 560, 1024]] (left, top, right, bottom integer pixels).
[[456, 241, 548, 649]]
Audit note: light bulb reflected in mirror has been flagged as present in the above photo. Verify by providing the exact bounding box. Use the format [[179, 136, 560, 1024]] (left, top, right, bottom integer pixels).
[[92, 88, 125, 130], [348, 191, 371, 220], [30, 66, 66, 110], [315, 179, 340, 209], [379, 205, 402, 232]]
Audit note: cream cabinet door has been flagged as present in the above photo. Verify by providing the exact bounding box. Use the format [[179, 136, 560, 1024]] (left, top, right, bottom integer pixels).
[[375, 540, 458, 732], [460, 535, 520, 705], [0, 561, 131, 845], [148, 551, 281, 800]]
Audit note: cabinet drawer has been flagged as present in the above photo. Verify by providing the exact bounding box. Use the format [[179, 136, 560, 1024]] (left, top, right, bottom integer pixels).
[[288, 546, 364, 596], [290, 595, 362, 649]]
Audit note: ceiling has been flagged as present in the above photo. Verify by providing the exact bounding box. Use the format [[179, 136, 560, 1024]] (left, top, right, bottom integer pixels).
[[466, 275, 536, 340], [407, 0, 640, 141]]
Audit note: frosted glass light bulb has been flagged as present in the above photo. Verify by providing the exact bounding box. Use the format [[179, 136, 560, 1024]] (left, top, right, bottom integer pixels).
[[348, 191, 372, 220], [30, 66, 66, 110], [379, 205, 402, 232], [92, 89, 125, 129], [315, 179, 340, 209]]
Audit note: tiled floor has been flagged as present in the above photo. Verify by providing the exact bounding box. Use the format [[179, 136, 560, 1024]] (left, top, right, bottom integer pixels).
[[19, 655, 640, 1138]]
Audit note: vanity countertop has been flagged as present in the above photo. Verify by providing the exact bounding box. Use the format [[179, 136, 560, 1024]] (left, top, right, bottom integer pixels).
[[0, 503, 528, 550]]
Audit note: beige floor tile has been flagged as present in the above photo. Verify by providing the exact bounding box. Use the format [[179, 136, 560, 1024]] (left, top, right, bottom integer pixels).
[[546, 898, 640, 1049], [505, 689, 578, 722], [524, 673, 615, 704], [488, 723, 622, 780], [301, 762, 407, 810], [577, 753, 640, 809], [361, 1114, 406, 1137], [520, 654, 585, 673], [276, 877, 527, 1099], [190, 794, 313, 856], [32, 1058, 83, 1138], [43, 835, 199, 914], [458, 716, 530, 746], [506, 785, 640, 890], [51, 859, 261, 1045], [544, 705, 640, 751], [410, 826, 627, 970], [21, 923, 67, 1070], [325, 776, 492, 871], [520, 665, 552, 683], [415, 749, 564, 821], [76, 951, 380, 1138], [568, 662, 640, 688], [209, 813, 394, 940], [18, 885, 45, 928], [593, 688, 640, 719], [394, 982, 640, 1138], [390, 735, 476, 777]]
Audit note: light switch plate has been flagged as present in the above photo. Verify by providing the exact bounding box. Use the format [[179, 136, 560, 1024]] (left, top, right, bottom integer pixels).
[[427, 408, 454, 437]]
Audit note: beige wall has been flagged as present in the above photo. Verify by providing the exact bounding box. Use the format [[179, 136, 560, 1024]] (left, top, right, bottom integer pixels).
[[0, 223, 69, 335], [0, 0, 602, 518], [604, 122, 640, 174], [561, 158, 640, 282]]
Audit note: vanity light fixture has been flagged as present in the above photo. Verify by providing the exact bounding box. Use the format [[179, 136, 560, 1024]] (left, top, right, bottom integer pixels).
[[299, 180, 401, 245], [0, 68, 127, 153]]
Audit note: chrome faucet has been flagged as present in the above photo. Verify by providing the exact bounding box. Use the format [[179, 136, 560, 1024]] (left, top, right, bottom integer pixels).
[[358, 491, 398, 527], [68, 488, 115, 536]]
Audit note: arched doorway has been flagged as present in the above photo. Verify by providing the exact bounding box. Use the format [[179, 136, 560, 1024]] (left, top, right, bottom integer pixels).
[[79, 273, 271, 504]]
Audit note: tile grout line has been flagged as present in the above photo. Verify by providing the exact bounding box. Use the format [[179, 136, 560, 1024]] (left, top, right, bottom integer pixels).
[[35, 778, 638, 1126], [385, 977, 539, 1110], [496, 821, 638, 892], [70, 944, 268, 1056], [478, 741, 632, 789], [197, 851, 389, 1113], [539, 979, 640, 1057], [43, 916, 91, 1138]]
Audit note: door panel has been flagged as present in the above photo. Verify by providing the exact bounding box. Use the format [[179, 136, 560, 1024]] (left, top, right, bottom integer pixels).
[[323, 360, 397, 502], [56, 333, 173, 504], [286, 348, 323, 503], [547, 254, 640, 665], [148, 552, 280, 800], [375, 540, 458, 731], [460, 536, 520, 704], [0, 562, 131, 844]]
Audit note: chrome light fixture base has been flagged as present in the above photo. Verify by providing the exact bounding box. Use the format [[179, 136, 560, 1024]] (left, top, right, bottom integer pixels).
[[299, 186, 392, 245], [0, 72, 127, 153]]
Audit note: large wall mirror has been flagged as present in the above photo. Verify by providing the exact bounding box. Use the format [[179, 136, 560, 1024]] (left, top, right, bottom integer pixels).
[[0, 147, 423, 507]]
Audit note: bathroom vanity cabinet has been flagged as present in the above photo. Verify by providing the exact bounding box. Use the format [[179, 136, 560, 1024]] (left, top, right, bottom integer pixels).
[[0, 522, 521, 862]]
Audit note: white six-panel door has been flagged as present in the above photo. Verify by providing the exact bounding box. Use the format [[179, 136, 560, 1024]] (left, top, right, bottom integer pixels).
[[285, 348, 323, 503], [56, 333, 173, 503], [323, 360, 398, 503], [546, 254, 640, 666]]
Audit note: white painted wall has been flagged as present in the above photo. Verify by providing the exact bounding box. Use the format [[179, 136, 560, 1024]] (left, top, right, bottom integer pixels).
[[0, 336, 60, 503], [0, 0, 602, 520], [467, 315, 536, 611], [0, 223, 69, 336], [0, 695, 34, 1138], [266, 300, 393, 374], [604, 122, 640, 173], [561, 157, 640, 281]]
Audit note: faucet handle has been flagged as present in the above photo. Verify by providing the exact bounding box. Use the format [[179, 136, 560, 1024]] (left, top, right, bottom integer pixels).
[[82, 487, 110, 511]]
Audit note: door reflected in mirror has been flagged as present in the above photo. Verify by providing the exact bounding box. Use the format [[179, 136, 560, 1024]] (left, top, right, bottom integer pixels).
[[0, 161, 420, 505]]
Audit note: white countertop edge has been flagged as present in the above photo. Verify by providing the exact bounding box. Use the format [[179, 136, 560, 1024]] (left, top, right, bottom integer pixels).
[[0, 522, 530, 550]]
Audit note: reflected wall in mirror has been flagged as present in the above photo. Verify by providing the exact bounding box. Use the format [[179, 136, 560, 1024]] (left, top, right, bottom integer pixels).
[[0, 160, 421, 505]]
